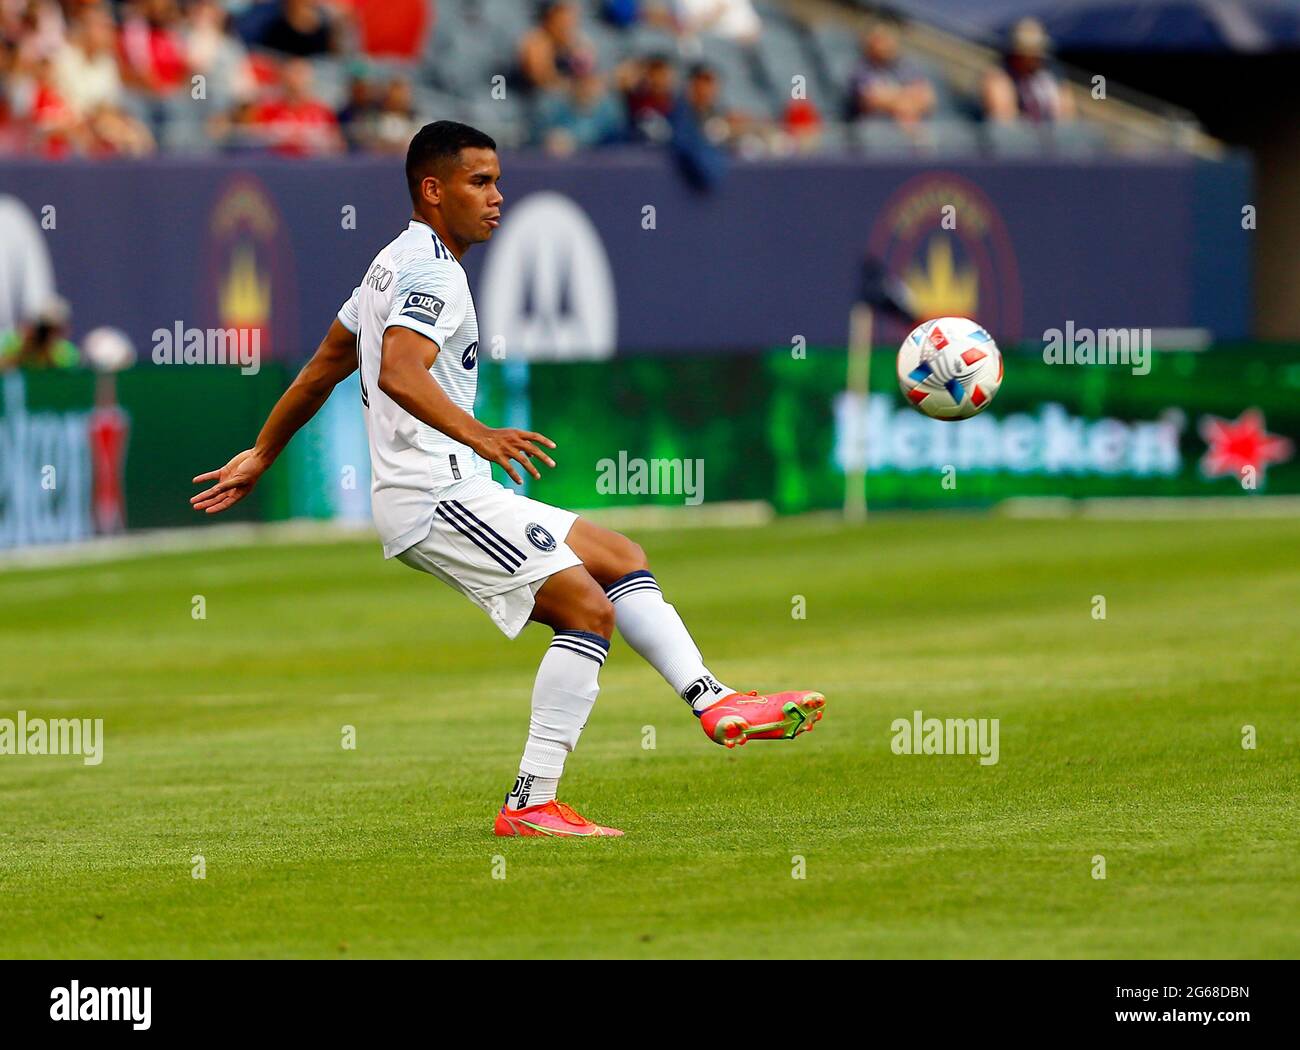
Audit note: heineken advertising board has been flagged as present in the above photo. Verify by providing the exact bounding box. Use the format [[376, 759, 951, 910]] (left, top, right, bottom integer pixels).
[[514, 345, 1300, 514], [3, 345, 1298, 551], [763, 345, 1300, 512]]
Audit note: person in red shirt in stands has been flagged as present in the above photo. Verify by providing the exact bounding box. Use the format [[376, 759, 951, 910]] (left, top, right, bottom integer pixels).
[[29, 54, 80, 156], [119, 0, 189, 96], [249, 56, 343, 156]]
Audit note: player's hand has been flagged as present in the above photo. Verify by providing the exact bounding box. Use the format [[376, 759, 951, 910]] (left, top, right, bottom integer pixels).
[[470, 427, 556, 485], [190, 448, 270, 514]]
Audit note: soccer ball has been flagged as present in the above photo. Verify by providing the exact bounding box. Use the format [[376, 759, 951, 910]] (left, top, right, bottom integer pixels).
[[897, 317, 1002, 421], [82, 327, 137, 373]]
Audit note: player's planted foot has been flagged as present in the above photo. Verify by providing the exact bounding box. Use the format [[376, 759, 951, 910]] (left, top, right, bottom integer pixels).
[[698, 690, 825, 748], [494, 800, 624, 837]]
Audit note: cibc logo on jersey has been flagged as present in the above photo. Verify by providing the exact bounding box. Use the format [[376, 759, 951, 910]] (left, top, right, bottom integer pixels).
[[402, 291, 444, 325]]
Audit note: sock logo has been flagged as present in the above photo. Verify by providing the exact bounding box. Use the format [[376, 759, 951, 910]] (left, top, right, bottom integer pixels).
[[506, 773, 535, 809], [682, 675, 722, 707]]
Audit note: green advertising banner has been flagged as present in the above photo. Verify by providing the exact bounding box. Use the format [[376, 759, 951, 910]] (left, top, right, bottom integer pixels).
[[0, 367, 285, 549], [763, 345, 1300, 512], [509, 344, 1300, 514], [4, 344, 1298, 551]]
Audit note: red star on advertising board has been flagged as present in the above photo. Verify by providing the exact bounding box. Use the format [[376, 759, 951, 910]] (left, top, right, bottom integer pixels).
[[1198, 409, 1294, 482]]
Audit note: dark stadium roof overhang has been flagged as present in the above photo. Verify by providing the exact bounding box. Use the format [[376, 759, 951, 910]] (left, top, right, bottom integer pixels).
[[874, 0, 1300, 53]]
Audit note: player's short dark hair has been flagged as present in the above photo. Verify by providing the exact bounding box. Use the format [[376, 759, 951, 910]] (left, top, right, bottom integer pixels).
[[405, 121, 497, 204]]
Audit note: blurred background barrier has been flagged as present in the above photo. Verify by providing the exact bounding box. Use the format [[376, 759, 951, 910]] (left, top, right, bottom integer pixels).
[[0, 152, 1253, 358], [4, 343, 1296, 550]]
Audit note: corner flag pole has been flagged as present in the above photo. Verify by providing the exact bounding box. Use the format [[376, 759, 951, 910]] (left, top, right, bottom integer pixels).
[[845, 257, 919, 524], [844, 302, 872, 523]]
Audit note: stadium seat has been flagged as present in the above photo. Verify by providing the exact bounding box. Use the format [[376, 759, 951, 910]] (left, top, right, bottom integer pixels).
[[1046, 121, 1107, 157], [695, 35, 774, 119], [752, 13, 823, 115], [624, 23, 679, 59], [984, 120, 1045, 157], [157, 95, 216, 155], [808, 22, 858, 115], [582, 16, 631, 70], [461, 0, 534, 40], [422, 18, 514, 100], [412, 85, 473, 124], [309, 57, 350, 110], [922, 118, 982, 156], [817, 120, 854, 152], [850, 117, 916, 156]]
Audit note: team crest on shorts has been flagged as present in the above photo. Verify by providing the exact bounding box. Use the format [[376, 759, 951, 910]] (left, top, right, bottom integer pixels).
[[524, 522, 556, 552]]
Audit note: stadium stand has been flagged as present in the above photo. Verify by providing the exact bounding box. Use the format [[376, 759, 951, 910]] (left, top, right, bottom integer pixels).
[[0, 0, 1218, 159]]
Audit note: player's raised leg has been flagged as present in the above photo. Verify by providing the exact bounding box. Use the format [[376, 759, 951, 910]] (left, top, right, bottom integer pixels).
[[564, 518, 826, 748], [494, 564, 623, 837]]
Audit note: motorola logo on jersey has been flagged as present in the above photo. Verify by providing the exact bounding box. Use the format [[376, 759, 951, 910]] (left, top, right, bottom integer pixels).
[[480, 192, 617, 361], [462, 340, 478, 370], [524, 522, 557, 552]]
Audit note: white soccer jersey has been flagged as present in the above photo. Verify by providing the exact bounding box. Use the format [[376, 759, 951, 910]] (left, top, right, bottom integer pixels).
[[338, 219, 490, 558]]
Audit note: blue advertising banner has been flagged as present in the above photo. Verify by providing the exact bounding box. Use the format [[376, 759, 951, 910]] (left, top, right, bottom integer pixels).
[[0, 149, 1250, 366]]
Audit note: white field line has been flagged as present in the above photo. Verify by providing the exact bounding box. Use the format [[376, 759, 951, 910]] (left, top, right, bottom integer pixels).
[[998, 496, 1300, 520]]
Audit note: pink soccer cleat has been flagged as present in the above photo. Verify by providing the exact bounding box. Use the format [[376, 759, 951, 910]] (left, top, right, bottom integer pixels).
[[494, 800, 624, 837], [699, 690, 826, 748]]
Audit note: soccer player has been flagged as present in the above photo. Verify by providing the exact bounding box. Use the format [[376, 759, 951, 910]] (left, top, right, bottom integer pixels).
[[191, 121, 825, 838]]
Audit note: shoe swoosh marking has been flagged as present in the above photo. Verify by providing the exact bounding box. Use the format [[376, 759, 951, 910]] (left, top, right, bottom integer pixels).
[[519, 819, 593, 836]]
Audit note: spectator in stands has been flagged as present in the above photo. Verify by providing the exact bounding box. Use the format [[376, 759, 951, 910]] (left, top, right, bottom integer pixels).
[[600, 1, 674, 31], [517, 1, 596, 95], [983, 18, 1075, 123], [247, 56, 343, 155], [352, 75, 419, 154], [119, 0, 189, 97], [847, 22, 934, 126], [341, 0, 427, 60], [52, 5, 155, 155], [673, 0, 761, 48], [2, 0, 66, 57], [620, 52, 676, 141], [534, 69, 623, 155], [254, 0, 339, 58], [184, 0, 256, 108], [53, 6, 121, 116], [337, 69, 375, 150], [0, 40, 16, 152], [11, 47, 82, 156], [0, 295, 80, 371], [670, 61, 751, 149], [783, 97, 822, 152]]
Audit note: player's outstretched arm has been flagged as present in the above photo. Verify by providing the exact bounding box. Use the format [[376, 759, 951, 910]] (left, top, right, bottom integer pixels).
[[190, 318, 358, 514], [378, 325, 556, 486]]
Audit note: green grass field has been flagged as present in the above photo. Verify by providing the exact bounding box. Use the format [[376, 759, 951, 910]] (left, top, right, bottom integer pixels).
[[1, 514, 1297, 959]]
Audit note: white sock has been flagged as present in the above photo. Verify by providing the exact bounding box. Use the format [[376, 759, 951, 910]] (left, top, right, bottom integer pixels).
[[504, 629, 609, 809], [504, 771, 557, 810], [605, 571, 734, 715]]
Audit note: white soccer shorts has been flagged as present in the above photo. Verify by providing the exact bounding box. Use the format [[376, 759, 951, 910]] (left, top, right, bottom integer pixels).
[[395, 478, 582, 639]]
